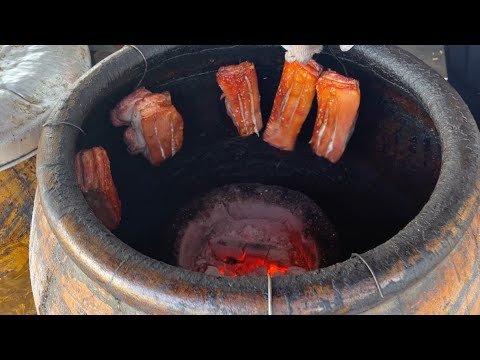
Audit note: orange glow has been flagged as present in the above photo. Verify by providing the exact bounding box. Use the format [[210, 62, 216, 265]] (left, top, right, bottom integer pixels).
[[216, 256, 290, 277]]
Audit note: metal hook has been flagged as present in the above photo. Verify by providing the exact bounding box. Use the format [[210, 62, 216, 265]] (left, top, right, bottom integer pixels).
[[125, 45, 148, 89], [351, 253, 384, 298], [43, 121, 86, 135], [323, 47, 349, 77]]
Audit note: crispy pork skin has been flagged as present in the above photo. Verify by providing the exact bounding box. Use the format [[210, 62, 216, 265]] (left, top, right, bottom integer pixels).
[[216, 62, 263, 136], [310, 70, 360, 163], [263, 60, 322, 151], [75, 147, 121, 230], [110, 87, 152, 127], [112, 88, 184, 166]]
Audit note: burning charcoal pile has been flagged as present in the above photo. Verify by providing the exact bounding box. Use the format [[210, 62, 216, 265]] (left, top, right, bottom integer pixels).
[[175, 184, 338, 277]]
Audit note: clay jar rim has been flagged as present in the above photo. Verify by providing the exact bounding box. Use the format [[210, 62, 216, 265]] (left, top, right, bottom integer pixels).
[[36, 45, 480, 314]]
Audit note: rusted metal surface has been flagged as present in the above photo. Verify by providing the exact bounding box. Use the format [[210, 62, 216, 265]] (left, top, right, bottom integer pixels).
[[30, 45, 480, 314], [0, 157, 36, 315]]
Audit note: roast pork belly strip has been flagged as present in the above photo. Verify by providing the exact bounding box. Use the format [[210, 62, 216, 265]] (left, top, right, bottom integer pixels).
[[111, 87, 152, 127], [216, 62, 263, 136], [263, 59, 323, 151], [75, 147, 121, 231], [111, 88, 184, 166], [310, 70, 361, 163]]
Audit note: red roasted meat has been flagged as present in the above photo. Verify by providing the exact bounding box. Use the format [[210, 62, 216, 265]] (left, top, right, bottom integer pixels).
[[111, 88, 184, 166], [263, 59, 323, 151], [216, 61, 263, 136], [310, 70, 361, 163], [75, 147, 121, 230]]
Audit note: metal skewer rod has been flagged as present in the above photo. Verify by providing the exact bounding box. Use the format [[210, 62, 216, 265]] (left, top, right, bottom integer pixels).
[[267, 272, 273, 315]]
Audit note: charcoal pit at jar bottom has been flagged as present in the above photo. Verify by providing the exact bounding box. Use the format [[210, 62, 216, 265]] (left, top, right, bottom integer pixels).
[[174, 183, 339, 277]]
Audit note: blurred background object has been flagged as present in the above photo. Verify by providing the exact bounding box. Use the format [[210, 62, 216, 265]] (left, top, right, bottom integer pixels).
[[444, 45, 480, 123], [0, 45, 91, 315], [0, 159, 36, 314], [399, 45, 447, 78], [0, 46, 91, 170]]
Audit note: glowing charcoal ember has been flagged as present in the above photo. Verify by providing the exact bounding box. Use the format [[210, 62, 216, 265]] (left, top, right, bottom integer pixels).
[[74, 147, 121, 230], [175, 184, 338, 278], [263, 59, 323, 151], [112, 88, 184, 166], [217, 258, 290, 277], [310, 70, 361, 163], [216, 62, 263, 136]]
